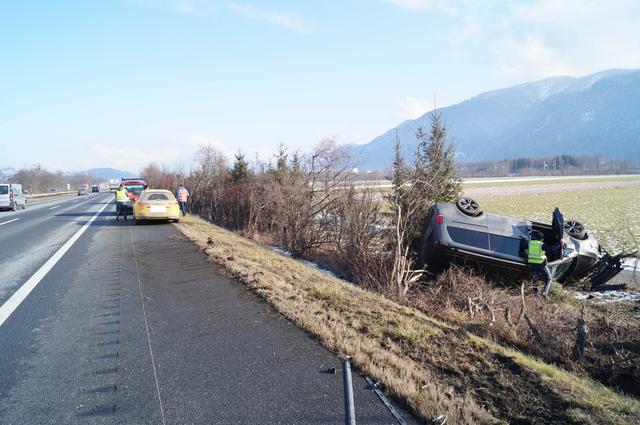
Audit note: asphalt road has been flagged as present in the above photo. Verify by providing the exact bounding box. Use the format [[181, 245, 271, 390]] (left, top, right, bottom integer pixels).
[[0, 194, 421, 424]]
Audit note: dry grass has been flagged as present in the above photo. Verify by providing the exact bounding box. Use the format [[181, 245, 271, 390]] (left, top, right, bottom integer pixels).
[[176, 215, 640, 424]]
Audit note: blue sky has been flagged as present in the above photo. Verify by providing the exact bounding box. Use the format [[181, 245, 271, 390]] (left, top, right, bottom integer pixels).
[[2, 0, 639, 172]]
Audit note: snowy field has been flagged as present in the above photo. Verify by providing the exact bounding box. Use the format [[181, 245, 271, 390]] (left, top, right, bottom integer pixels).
[[471, 185, 640, 255]]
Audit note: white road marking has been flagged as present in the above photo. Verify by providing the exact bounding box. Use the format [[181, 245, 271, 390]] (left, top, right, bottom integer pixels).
[[0, 218, 20, 226], [0, 201, 111, 328], [49, 205, 61, 210]]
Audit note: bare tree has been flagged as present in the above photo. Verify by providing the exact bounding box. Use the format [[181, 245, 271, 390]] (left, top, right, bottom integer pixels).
[[187, 145, 229, 222], [333, 185, 388, 290], [387, 135, 425, 299]]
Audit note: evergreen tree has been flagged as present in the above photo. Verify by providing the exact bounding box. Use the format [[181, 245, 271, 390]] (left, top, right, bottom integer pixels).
[[230, 151, 250, 183], [290, 150, 302, 176], [419, 112, 462, 204], [391, 132, 407, 191], [273, 143, 288, 184]]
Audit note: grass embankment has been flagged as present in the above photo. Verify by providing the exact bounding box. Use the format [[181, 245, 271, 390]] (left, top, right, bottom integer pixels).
[[176, 215, 640, 424]]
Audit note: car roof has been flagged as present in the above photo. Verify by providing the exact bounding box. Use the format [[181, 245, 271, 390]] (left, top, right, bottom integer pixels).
[[433, 202, 531, 238], [142, 189, 172, 193]]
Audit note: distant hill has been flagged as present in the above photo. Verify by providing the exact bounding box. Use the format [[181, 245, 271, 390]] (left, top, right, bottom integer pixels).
[[84, 168, 136, 180], [1, 167, 134, 181], [0, 167, 16, 178], [349, 69, 640, 170]]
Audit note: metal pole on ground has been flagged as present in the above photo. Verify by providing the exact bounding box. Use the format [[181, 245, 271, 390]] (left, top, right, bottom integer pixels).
[[343, 359, 356, 425]]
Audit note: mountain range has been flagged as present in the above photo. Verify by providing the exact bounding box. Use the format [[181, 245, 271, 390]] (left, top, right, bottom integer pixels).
[[0, 167, 134, 181], [349, 69, 640, 170]]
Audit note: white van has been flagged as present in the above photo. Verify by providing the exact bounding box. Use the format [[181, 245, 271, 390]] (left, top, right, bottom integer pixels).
[[0, 183, 27, 211]]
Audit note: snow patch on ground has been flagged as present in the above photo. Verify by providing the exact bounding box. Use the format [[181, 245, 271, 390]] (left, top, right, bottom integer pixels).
[[574, 290, 640, 303], [269, 246, 339, 279], [270, 246, 293, 257], [623, 257, 639, 271]]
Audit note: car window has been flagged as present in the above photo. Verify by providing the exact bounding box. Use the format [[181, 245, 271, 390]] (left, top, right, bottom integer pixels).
[[147, 193, 170, 201], [0, 185, 8, 195], [447, 226, 489, 249], [489, 234, 522, 256], [125, 184, 145, 195]]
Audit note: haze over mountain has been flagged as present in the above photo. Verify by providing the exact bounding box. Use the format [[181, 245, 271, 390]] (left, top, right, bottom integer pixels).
[[349, 69, 640, 170], [83, 168, 135, 181]]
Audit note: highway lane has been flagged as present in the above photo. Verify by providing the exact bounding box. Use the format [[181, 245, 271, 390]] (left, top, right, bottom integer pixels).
[[0, 200, 419, 424], [0, 193, 113, 305]]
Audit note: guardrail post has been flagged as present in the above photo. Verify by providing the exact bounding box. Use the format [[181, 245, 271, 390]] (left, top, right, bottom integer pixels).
[[343, 359, 356, 425]]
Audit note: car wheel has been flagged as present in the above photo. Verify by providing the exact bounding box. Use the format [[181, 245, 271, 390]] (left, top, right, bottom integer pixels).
[[456, 197, 482, 217], [564, 220, 587, 240]]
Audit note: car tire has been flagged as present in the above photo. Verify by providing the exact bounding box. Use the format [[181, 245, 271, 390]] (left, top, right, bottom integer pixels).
[[456, 197, 483, 217], [564, 220, 587, 240]]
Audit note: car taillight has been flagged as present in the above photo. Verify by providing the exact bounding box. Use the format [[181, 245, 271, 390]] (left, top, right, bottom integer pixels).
[[9, 190, 13, 201], [436, 214, 444, 225], [137, 201, 145, 206]]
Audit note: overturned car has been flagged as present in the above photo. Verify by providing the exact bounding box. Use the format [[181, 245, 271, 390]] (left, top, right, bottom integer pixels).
[[420, 197, 604, 284]]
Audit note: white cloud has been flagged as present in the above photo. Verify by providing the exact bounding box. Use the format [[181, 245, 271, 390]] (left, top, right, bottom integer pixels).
[[448, 15, 480, 46], [440, 0, 640, 83], [396, 96, 431, 120], [519, 1, 640, 76], [179, 134, 232, 158], [383, 0, 431, 10], [384, 0, 462, 14], [172, 0, 197, 15], [227, 3, 310, 33], [493, 35, 576, 81], [91, 144, 183, 172], [132, 0, 204, 15], [89, 134, 231, 172]]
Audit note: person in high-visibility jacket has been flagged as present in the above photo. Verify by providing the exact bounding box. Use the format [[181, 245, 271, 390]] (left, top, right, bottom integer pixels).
[[528, 230, 553, 297], [114, 185, 129, 221], [176, 184, 189, 216]]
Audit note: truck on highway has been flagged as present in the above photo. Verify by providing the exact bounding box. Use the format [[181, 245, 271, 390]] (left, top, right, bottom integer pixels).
[[109, 179, 120, 192]]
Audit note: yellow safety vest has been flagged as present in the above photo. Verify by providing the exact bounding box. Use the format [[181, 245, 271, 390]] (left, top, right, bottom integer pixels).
[[528, 240, 546, 264], [115, 189, 128, 202]]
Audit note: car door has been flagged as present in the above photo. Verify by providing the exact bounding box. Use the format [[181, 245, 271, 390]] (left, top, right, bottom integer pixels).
[[551, 208, 564, 246], [447, 207, 490, 254], [485, 214, 528, 263], [12, 184, 24, 206], [0, 184, 9, 207]]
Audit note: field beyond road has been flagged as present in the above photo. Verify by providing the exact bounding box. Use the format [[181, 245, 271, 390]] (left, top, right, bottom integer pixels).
[[464, 176, 640, 254]]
